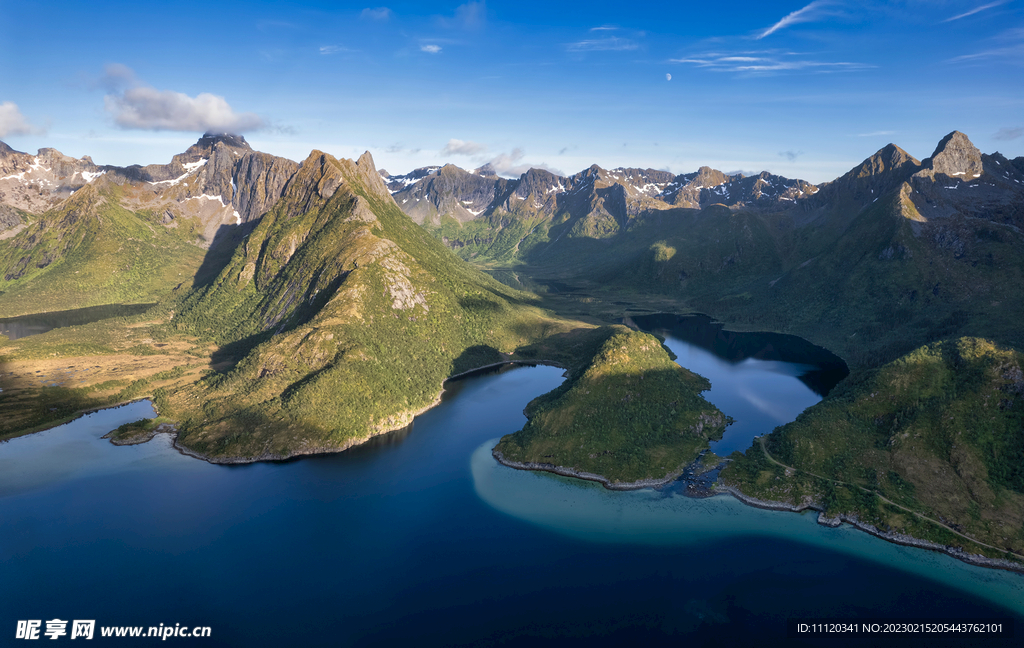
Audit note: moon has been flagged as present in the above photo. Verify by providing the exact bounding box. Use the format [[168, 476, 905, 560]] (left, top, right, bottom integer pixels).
[[666, 73, 672, 81]]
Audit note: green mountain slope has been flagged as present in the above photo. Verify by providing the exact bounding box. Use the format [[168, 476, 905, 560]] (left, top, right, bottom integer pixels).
[[723, 337, 1024, 561], [0, 183, 206, 316], [165, 150, 580, 461]]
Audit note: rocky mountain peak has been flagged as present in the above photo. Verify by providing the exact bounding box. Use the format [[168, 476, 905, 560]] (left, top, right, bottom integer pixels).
[[859, 144, 920, 177], [184, 133, 252, 160], [0, 140, 15, 155], [927, 131, 982, 178], [692, 166, 729, 187], [355, 151, 390, 197]]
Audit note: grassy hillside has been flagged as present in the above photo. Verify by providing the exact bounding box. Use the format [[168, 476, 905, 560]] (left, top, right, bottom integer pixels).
[[495, 327, 726, 484], [723, 338, 1024, 563], [0, 183, 206, 316]]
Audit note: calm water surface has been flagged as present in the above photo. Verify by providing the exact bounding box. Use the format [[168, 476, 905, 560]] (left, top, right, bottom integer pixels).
[[632, 313, 849, 454], [1, 351, 1021, 646]]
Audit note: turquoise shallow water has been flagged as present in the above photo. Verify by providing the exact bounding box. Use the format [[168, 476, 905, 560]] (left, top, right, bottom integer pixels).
[[472, 439, 1024, 616], [1, 365, 1021, 647]]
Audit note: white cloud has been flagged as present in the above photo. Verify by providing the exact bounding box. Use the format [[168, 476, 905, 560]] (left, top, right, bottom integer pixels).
[[361, 7, 392, 20], [421, 44, 442, 54], [442, 139, 487, 155], [567, 37, 638, 52], [0, 102, 34, 138], [942, 0, 1009, 23], [756, 1, 833, 39], [857, 130, 896, 137], [670, 50, 871, 73], [478, 148, 562, 177], [590, 25, 618, 31], [102, 66, 264, 133]]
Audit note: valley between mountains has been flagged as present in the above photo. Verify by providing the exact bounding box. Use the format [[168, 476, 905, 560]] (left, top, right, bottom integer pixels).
[[1, 131, 1023, 570]]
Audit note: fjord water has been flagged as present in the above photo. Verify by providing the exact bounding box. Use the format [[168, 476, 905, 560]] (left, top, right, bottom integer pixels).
[[631, 313, 850, 455], [2, 366, 1021, 646]]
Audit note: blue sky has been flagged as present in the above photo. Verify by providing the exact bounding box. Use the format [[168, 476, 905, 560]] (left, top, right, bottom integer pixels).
[[1, 0, 1022, 183]]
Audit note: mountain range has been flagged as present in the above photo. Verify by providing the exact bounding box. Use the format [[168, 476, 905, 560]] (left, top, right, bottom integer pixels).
[[1, 130, 1023, 566]]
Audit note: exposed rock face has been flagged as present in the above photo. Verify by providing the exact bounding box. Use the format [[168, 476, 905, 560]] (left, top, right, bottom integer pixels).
[[928, 130, 983, 178], [112, 134, 300, 224], [393, 164, 509, 225], [391, 157, 815, 238], [808, 143, 921, 219], [0, 141, 105, 213], [901, 131, 1024, 229], [231, 152, 300, 223], [380, 166, 441, 194], [0, 203, 21, 232]]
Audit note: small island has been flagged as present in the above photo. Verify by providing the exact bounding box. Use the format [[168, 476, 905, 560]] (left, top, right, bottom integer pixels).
[[494, 327, 727, 489]]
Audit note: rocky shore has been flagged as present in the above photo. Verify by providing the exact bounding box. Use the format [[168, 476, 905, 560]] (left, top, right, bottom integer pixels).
[[715, 485, 1024, 574], [492, 449, 687, 491]]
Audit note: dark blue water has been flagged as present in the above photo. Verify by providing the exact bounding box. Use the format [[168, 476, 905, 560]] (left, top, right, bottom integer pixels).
[[2, 364, 1022, 647]]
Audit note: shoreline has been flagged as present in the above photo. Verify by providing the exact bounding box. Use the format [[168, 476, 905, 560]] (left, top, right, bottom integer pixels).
[[15, 364, 1023, 575], [170, 393, 445, 465], [176, 360, 569, 464], [7, 358, 567, 462], [490, 452, 1024, 574], [491, 449, 688, 491], [713, 484, 1024, 574]]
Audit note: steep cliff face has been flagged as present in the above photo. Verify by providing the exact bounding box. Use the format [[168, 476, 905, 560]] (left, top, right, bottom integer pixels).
[[106, 134, 299, 226], [392, 164, 508, 225], [902, 131, 1024, 227]]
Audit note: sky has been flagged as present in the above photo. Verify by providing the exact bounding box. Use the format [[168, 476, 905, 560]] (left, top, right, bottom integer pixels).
[[1, 0, 1022, 183]]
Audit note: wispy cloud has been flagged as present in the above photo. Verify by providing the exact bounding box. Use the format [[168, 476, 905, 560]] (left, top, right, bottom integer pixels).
[[671, 50, 871, 73], [756, 1, 833, 39], [942, 0, 1009, 23], [994, 126, 1023, 140], [319, 45, 353, 55], [421, 44, 442, 54], [857, 130, 896, 137], [590, 25, 617, 31], [439, 1, 485, 29], [361, 7, 392, 21], [476, 147, 562, 177], [779, 150, 803, 161], [948, 27, 1024, 62], [384, 143, 421, 154], [442, 138, 487, 155], [100, 64, 264, 133], [0, 101, 35, 138], [567, 37, 639, 52]]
